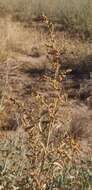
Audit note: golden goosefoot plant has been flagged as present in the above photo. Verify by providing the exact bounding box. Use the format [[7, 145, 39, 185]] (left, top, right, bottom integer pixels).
[[42, 13, 72, 81], [42, 13, 61, 80], [42, 13, 69, 103]]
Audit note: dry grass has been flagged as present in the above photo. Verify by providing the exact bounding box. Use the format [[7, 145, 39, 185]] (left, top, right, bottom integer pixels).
[[0, 17, 91, 61], [0, 0, 92, 37]]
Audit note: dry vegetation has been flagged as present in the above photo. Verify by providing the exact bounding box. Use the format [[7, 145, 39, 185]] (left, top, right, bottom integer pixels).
[[0, 1, 92, 190], [0, 0, 92, 37]]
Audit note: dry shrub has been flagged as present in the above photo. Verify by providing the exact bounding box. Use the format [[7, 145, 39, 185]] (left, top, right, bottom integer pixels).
[[0, 10, 91, 190]]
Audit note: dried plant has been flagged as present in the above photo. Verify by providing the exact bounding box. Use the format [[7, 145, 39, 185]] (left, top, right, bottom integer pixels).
[[42, 13, 61, 80], [0, 10, 91, 190]]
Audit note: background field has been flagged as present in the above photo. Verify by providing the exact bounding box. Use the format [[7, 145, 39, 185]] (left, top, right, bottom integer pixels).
[[0, 0, 92, 37]]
